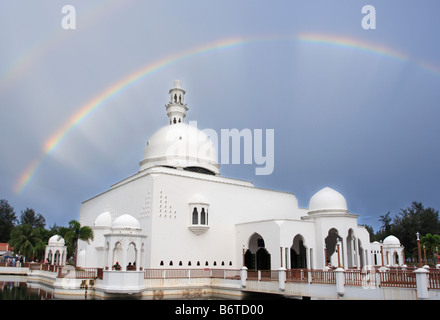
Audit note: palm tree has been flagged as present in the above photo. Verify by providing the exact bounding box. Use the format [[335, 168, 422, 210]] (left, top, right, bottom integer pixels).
[[421, 233, 440, 264], [59, 220, 94, 266], [9, 224, 42, 261]]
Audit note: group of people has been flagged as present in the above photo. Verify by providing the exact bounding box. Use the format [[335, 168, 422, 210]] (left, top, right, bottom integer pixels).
[[1, 256, 24, 267], [112, 261, 136, 270]]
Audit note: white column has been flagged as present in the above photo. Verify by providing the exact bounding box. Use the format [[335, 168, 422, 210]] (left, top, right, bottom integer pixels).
[[136, 243, 142, 271], [240, 267, 247, 288], [122, 244, 128, 271], [415, 268, 429, 299], [335, 267, 345, 297], [306, 247, 311, 269], [342, 237, 347, 268], [356, 240, 361, 268], [278, 267, 286, 292]]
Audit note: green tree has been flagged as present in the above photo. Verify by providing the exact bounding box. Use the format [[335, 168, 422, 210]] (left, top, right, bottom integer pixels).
[[421, 233, 440, 263], [9, 224, 42, 261], [374, 211, 393, 241], [0, 199, 17, 242], [20, 208, 46, 229], [392, 202, 440, 259], [59, 220, 94, 265], [379, 211, 392, 236]]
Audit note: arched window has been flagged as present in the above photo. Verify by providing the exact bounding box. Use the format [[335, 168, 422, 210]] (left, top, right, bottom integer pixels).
[[160, 260, 164, 266], [200, 208, 206, 225], [169, 261, 173, 266], [174, 94, 177, 103], [173, 118, 177, 124], [179, 261, 183, 266], [188, 261, 191, 266], [197, 261, 200, 266], [192, 208, 198, 224]]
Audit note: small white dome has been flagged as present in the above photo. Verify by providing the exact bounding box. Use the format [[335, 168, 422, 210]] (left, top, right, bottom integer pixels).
[[94, 211, 112, 227], [112, 214, 141, 230], [48, 235, 65, 246], [308, 187, 348, 214], [383, 235, 401, 246]]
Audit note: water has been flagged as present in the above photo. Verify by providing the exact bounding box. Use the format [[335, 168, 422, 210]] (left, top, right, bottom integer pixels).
[[0, 275, 292, 300], [0, 277, 53, 300]]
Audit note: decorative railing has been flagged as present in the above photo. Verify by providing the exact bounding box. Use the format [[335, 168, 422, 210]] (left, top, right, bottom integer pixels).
[[286, 268, 308, 283], [143, 268, 241, 280], [57, 267, 98, 279], [7, 263, 440, 292], [0, 261, 32, 268], [378, 269, 416, 288], [344, 269, 376, 287], [246, 270, 279, 281], [429, 269, 440, 290], [310, 269, 336, 284]]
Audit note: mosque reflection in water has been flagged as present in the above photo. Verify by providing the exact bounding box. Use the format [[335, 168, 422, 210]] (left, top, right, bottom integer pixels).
[[1, 280, 53, 300]]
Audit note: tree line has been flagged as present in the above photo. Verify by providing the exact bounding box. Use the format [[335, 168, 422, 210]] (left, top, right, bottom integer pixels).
[[363, 201, 440, 263], [0, 199, 93, 265]]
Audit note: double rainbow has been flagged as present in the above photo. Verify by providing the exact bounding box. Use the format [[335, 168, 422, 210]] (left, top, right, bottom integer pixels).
[[13, 33, 439, 193]]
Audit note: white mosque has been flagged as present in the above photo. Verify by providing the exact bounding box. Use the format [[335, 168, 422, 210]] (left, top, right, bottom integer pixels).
[[76, 80, 405, 274]]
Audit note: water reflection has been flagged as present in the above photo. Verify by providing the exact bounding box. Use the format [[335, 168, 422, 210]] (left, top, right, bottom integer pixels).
[[1, 280, 53, 300]]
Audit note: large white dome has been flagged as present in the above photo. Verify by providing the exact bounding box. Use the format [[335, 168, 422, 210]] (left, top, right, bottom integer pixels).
[[139, 123, 220, 175], [308, 187, 348, 214]]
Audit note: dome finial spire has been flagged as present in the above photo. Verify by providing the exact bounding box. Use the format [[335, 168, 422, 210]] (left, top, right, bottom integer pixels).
[[165, 80, 188, 125]]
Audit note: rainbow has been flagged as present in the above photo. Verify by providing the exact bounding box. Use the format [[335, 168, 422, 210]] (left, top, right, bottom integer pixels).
[[14, 36, 250, 193], [13, 33, 440, 193], [298, 33, 408, 62]]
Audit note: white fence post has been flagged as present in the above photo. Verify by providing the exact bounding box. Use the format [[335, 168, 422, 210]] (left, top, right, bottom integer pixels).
[[278, 267, 286, 292], [414, 268, 429, 299], [240, 267, 247, 288], [335, 267, 345, 297]]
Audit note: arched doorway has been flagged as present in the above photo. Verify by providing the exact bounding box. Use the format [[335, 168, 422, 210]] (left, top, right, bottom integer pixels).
[[256, 248, 271, 270], [325, 228, 342, 267], [112, 242, 123, 267], [291, 234, 307, 268], [245, 233, 271, 270], [127, 242, 137, 270]]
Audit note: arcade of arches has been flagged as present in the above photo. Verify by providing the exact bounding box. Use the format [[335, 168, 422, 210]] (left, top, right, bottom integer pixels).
[[244, 228, 365, 270]]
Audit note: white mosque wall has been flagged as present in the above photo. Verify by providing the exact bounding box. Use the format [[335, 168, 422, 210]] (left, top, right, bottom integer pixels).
[[77, 167, 380, 270], [78, 173, 154, 268], [146, 170, 302, 269]]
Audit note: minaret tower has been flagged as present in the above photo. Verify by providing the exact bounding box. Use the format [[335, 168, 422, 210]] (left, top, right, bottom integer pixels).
[[166, 80, 188, 125]]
